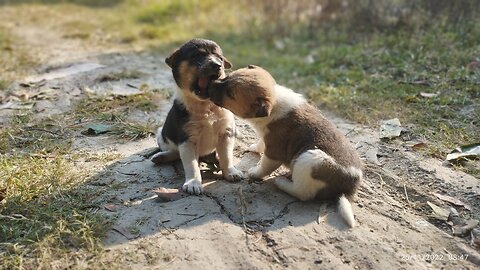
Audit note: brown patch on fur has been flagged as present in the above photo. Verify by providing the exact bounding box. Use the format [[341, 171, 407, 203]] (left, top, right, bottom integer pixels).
[[310, 160, 360, 201], [177, 61, 196, 90], [209, 66, 276, 118], [265, 103, 362, 169], [264, 103, 362, 200]]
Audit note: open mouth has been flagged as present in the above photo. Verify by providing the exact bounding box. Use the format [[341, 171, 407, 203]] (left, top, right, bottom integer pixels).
[[194, 74, 220, 98]]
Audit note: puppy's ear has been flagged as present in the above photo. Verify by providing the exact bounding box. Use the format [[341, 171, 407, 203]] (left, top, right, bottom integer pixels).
[[223, 57, 232, 69], [247, 65, 259, 69], [165, 49, 179, 68], [255, 100, 271, 117]]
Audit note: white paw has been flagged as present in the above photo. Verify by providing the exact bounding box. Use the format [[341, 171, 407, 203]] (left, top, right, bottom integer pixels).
[[182, 179, 203, 195], [247, 166, 263, 179], [223, 167, 244, 182]]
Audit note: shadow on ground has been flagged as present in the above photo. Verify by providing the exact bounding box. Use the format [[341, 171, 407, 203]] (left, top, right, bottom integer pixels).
[[91, 142, 350, 247]]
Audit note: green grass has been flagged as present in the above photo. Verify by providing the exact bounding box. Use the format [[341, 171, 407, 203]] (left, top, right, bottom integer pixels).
[[106, 0, 479, 161]]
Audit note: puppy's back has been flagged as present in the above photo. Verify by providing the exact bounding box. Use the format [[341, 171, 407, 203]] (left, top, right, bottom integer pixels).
[[265, 103, 362, 170]]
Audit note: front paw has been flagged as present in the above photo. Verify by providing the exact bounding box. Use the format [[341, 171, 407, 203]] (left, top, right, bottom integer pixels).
[[182, 178, 203, 195], [248, 166, 264, 180], [223, 167, 244, 182]]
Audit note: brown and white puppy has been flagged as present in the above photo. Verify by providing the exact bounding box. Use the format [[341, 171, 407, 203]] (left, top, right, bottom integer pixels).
[[151, 39, 243, 195], [208, 65, 363, 227]]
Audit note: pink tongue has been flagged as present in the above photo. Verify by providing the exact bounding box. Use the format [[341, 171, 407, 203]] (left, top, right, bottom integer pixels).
[[198, 77, 209, 90]]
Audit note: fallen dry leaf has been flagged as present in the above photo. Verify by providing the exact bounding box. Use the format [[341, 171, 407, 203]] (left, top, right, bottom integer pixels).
[[446, 143, 480, 162], [434, 193, 472, 211], [411, 142, 427, 150], [104, 203, 118, 212], [153, 187, 188, 202], [427, 201, 450, 221]]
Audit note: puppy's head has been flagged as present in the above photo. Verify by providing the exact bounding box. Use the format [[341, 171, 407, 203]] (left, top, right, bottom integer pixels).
[[165, 38, 232, 100], [208, 65, 276, 118]]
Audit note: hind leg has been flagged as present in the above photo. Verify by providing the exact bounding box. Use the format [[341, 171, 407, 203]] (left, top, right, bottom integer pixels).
[[274, 177, 324, 201], [151, 150, 180, 164], [248, 155, 281, 179], [151, 126, 180, 164], [274, 151, 327, 201]]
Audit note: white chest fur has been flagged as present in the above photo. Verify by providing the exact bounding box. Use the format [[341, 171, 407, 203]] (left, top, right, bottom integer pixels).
[[181, 93, 235, 156]]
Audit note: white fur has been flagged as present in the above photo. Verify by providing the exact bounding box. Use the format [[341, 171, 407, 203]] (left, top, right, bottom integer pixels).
[[247, 84, 306, 138], [247, 141, 265, 153], [277, 150, 355, 228], [275, 150, 329, 201], [155, 90, 243, 194], [178, 141, 203, 194], [338, 195, 355, 228]]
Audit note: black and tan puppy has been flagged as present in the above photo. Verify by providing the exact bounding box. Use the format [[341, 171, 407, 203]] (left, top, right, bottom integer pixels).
[[151, 39, 243, 195], [208, 65, 363, 227]]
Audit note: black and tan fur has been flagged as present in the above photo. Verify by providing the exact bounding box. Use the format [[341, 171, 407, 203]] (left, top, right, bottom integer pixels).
[[208, 65, 363, 227], [151, 39, 243, 195]]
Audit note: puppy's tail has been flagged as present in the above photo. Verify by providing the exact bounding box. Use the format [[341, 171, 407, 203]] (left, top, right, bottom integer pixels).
[[338, 194, 355, 228]]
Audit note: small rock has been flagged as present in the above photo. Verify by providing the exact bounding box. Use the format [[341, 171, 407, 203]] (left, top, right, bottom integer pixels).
[[380, 118, 403, 139]]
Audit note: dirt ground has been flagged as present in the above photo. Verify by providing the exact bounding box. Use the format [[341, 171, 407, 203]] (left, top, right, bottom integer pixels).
[[2, 10, 480, 270]]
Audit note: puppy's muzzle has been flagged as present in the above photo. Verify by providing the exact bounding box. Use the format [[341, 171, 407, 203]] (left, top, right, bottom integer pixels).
[[201, 56, 223, 75], [195, 56, 224, 99]]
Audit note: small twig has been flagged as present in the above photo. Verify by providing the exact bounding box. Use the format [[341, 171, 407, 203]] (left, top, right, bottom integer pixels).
[[345, 127, 356, 137], [366, 165, 385, 188], [470, 230, 475, 246], [116, 170, 138, 176], [403, 184, 411, 204], [253, 234, 263, 244], [176, 213, 197, 217]]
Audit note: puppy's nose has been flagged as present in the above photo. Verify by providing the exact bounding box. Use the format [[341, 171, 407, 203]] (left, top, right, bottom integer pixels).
[[209, 57, 222, 70]]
